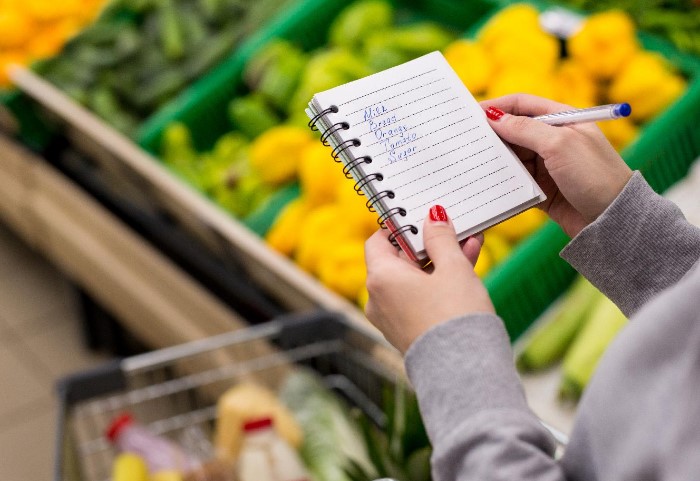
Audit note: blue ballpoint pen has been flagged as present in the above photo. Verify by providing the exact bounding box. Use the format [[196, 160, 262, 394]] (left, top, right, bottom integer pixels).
[[533, 103, 632, 125]]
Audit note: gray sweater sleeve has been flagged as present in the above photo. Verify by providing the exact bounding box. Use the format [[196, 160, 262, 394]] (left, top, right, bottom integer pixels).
[[560, 171, 700, 315], [405, 315, 566, 481]]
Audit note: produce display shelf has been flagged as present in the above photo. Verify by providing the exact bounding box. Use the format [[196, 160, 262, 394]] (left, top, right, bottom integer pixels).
[[3, 0, 699, 345], [3, 0, 497, 338], [135, 0, 700, 341]]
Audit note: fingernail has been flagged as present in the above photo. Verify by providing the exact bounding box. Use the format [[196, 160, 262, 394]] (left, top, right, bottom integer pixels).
[[429, 205, 448, 222], [485, 106, 505, 121]]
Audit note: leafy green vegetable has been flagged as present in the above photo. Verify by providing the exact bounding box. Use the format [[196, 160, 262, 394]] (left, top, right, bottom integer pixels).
[[37, 0, 293, 134], [280, 370, 377, 481], [351, 384, 432, 481]]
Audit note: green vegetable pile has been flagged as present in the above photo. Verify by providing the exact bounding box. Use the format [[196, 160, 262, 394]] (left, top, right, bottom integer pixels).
[[556, 0, 700, 57], [279, 369, 432, 481], [231, 0, 457, 132], [34, 0, 292, 136]]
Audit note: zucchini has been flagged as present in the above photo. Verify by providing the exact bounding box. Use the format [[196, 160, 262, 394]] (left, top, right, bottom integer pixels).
[[516, 276, 601, 372], [560, 295, 628, 401]]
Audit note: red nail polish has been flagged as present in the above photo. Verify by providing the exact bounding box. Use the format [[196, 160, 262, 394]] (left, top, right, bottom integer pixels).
[[429, 205, 448, 222], [486, 106, 505, 120]]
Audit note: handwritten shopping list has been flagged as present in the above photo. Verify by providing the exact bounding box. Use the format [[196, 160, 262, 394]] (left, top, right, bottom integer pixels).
[[313, 51, 543, 250]]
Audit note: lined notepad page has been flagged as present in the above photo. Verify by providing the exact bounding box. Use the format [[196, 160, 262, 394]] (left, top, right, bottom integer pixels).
[[311, 51, 545, 258]]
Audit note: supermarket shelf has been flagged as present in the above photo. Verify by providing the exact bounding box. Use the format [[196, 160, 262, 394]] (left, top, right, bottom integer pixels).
[[0, 133, 270, 350]]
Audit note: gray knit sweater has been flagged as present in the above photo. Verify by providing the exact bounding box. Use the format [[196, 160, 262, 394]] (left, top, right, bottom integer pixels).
[[404, 172, 700, 481]]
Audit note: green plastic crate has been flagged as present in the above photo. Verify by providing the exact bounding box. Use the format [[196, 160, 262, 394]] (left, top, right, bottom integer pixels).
[[481, 5, 700, 341]]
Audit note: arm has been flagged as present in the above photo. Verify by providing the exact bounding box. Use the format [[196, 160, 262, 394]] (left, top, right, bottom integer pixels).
[[561, 171, 700, 315], [405, 315, 567, 481], [364, 212, 569, 481]]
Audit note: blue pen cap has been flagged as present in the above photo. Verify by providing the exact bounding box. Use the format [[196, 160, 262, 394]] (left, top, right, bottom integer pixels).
[[613, 103, 632, 118]]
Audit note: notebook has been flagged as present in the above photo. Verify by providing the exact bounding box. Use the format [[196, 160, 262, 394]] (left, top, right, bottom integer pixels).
[[306, 51, 546, 262]]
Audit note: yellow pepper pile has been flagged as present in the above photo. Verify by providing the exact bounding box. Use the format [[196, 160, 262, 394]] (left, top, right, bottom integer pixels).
[[0, 0, 105, 88], [440, 4, 689, 278], [443, 4, 688, 152], [265, 138, 378, 306]]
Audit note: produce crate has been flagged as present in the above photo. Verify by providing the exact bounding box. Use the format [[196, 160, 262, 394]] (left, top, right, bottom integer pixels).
[[54, 311, 405, 481], [478, 4, 700, 340]]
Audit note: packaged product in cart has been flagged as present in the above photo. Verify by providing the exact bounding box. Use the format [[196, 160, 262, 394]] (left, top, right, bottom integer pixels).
[[237, 417, 310, 481], [107, 413, 201, 474]]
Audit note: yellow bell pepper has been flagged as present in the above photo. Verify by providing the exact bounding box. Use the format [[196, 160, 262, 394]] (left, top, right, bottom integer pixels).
[[488, 208, 547, 243], [486, 68, 556, 101], [317, 240, 367, 300], [298, 142, 346, 206], [553, 60, 598, 108], [0, 0, 105, 88], [443, 39, 493, 95], [249, 126, 313, 186], [265, 198, 311, 256], [335, 180, 381, 240], [481, 232, 512, 265], [295, 204, 360, 274], [568, 10, 639, 80], [597, 117, 639, 152], [608, 51, 686, 122], [478, 4, 542, 52], [474, 247, 493, 278], [487, 31, 559, 77]]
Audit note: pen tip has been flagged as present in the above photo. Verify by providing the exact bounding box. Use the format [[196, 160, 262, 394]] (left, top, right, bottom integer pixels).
[[616, 103, 632, 118]]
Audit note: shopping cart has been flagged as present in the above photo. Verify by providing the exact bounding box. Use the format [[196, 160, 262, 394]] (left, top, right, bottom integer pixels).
[[55, 311, 406, 481]]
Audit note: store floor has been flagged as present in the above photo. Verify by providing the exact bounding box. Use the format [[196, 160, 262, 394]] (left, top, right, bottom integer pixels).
[[0, 223, 113, 480]]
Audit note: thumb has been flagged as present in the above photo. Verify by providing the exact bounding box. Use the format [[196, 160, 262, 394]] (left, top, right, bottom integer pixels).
[[423, 205, 468, 269], [485, 106, 559, 155]]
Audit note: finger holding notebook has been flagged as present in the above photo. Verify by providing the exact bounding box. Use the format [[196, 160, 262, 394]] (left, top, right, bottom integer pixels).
[[364, 207, 494, 354]]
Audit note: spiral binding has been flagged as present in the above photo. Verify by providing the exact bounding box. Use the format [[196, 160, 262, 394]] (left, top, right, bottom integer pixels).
[[309, 105, 418, 241], [388, 225, 418, 244], [365, 190, 394, 212], [331, 138, 361, 161], [342, 155, 372, 179], [307, 105, 338, 131], [377, 207, 406, 227]]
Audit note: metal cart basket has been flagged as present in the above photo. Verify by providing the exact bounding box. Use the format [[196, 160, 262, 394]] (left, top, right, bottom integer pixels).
[[55, 311, 406, 481]]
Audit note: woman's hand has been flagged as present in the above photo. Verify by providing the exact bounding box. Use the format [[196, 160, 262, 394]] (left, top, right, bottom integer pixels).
[[364, 206, 495, 354], [482, 94, 633, 238]]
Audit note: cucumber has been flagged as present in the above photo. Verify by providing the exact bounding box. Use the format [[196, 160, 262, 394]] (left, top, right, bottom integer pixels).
[[516, 276, 601, 372], [560, 295, 628, 401]]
